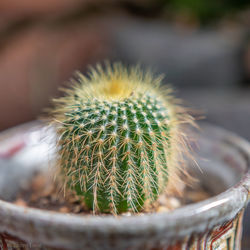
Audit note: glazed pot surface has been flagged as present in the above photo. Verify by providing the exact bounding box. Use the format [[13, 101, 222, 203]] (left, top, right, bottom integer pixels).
[[0, 122, 249, 249]]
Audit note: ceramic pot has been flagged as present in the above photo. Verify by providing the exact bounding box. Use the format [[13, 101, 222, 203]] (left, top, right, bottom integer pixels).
[[0, 122, 249, 250]]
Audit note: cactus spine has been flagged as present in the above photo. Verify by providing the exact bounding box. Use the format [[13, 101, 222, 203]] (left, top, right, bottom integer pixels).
[[52, 63, 191, 214]]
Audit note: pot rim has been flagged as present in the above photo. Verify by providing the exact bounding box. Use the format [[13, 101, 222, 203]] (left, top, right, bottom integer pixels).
[[0, 121, 249, 246]]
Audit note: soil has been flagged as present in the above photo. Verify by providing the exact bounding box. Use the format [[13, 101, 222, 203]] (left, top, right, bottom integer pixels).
[[13, 173, 212, 216]]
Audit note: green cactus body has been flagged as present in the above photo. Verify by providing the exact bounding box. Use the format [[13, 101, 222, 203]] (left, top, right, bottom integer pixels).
[[52, 63, 189, 214]]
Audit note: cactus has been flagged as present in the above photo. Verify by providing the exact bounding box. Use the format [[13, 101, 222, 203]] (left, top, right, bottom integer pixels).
[[51, 63, 192, 214]]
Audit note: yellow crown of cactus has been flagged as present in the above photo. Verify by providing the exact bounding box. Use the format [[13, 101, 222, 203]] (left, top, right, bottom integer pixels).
[[51, 63, 193, 214]]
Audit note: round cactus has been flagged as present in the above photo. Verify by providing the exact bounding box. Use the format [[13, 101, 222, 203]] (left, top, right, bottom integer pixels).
[[51, 63, 192, 214]]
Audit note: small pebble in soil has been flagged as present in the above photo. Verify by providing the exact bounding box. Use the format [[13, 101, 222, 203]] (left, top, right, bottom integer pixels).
[[157, 206, 170, 213], [14, 198, 27, 207]]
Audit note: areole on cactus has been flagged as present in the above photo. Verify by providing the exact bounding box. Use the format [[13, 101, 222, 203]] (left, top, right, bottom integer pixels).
[[51, 62, 193, 214]]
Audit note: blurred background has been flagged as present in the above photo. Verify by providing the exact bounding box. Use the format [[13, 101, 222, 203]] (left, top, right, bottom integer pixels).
[[0, 0, 249, 248]]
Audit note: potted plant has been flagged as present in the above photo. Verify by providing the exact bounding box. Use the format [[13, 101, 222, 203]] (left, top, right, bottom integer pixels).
[[0, 63, 249, 249]]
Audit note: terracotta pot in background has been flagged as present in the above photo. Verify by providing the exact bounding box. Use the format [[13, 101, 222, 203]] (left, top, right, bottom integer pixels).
[[0, 0, 84, 19], [0, 19, 109, 131]]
